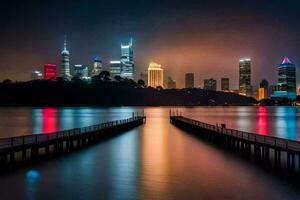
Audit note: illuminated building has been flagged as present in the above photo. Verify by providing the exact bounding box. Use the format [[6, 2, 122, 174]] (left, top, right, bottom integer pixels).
[[148, 62, 164, 88], [204, 78, 217, 91], [273, 57, 296, 100], [258, 88, 267, 100], [31, 70, 43, 80], [221, 78, 229, 91], [110, 61, 122, 78], [73, 65, 89, 79], [120, 38, 134, 80], [44, 64, 57, 80], [61, 35, 72, 80], [91, 57, 102, 77], [167, 77, 176, 89], [259, 79, 269, 98], [239, 58, 252, 96], [185, 73, 194, 88]]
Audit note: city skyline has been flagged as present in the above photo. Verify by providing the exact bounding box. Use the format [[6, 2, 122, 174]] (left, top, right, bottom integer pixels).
[[1, 0, 300, 89]]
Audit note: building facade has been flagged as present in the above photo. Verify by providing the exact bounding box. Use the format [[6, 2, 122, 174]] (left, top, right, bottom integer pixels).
[[73, 65, 89, 79], [110, 61, 122, 78], [91, 57, 102, 77], [239, 58, 252, 96], [32, 70, 43, 80], [120, 38, 134, 80], [148, 62, 164, 88], [44, 64, 57, 80], [185, 73, 194, 88], [273, 57, 296, 100], [204, 78, 217, 91], [221, 78, 229, 91]]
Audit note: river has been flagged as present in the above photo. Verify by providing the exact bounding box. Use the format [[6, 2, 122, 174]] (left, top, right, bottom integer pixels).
[[0, 106, 299, 199]]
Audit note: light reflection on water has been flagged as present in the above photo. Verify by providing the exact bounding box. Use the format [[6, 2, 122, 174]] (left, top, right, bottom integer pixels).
[[0, 107, 299, 199]]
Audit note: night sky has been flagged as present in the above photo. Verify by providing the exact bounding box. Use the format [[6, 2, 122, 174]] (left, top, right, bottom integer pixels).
[[1, 0, 300, 89]]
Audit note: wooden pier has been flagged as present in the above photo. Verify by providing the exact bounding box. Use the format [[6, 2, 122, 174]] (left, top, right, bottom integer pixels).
[[170, 115, 300, 172], [0, 115, 146, 166]]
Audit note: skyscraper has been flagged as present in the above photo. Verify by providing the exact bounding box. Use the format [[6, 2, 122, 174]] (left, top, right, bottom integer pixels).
[[273, 57, 296, 100], [61, 35, 71, 80], [44, 64, 57, 80], [73, 65, 89, 79], [185, 73, 194, 88], [221, 78, 229, 91], [239, 58, 252, 96], [148, 62, 164, 88], [91, 57, 102, 77], [110, 61, 122, 78], [120, 38, 134, 80], [204, 78, 217, 91]]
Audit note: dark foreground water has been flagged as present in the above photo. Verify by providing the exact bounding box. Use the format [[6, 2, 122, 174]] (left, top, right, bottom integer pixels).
[[0, 107, 300, 199]]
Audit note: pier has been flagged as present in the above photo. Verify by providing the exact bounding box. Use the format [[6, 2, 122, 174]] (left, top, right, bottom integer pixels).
[[170, 115, 300, 172], [0, 115, 146, 166]]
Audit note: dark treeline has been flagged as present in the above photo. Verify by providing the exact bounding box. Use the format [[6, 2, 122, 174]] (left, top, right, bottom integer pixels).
[[0, 78, 257, 106]]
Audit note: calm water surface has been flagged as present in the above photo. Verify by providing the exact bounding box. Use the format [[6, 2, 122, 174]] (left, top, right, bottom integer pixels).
[[0, 106, 299, 199]]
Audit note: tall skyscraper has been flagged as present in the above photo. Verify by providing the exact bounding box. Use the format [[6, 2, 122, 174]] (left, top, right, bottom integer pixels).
[[44, 64, 57, 80], [110, 61, 122, 78], [239, 58, 252, 96], [185, 73, 194, 88], [204, 78, 217, 91], [148, 62, 164, 88], [91, 57, 102, 77], [73, 65, 89, 79], [273, 57, 296, 100], [61, 35, 71, 80], [120, 38, 134, 80], [221, 78, 229, 91], [167, 77, 176, 89]]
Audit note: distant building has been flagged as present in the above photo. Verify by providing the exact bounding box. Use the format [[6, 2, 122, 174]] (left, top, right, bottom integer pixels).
[[221, 78, 229, 91], [44, 64, 57, 80], [258, 88, 267, 101], [61, 35, 72, 80], [148, 62, 164, 88], [273, 57, 296, 100], [31, 70, 43, 80], [91, 57, 102, 77], [73, 65, 89, 79], [120, 38, 134, 80], [185, 73, 194, 88], [110, 61, 122, 78], [204, 78, 217, 91], [140, 73, 148, 84], [259, 79, 269, 99], [239, 58, 252, 96], [167, 77, 176, 89], [269, 85, 277, 97]]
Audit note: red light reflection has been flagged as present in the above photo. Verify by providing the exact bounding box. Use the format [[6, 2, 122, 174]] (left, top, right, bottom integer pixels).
[[42, 108, 58, 134], [256, 107, 268, 135]]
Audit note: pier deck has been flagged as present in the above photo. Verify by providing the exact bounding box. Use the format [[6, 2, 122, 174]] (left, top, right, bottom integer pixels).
[[170, 115, 300, 171]]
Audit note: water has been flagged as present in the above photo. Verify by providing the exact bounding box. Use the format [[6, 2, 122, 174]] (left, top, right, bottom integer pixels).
[[0, 106, 300, 199]]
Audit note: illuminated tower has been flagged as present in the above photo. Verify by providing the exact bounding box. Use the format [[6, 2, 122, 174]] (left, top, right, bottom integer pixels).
[[148, 62, 164, 88], [44, 64, 57, 80], [273, 57, 296, 100], [61, 35, 71, 80], [91, 57, 102, 77], [239, 58, 252, 96], [120, 38, 134, 80]]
